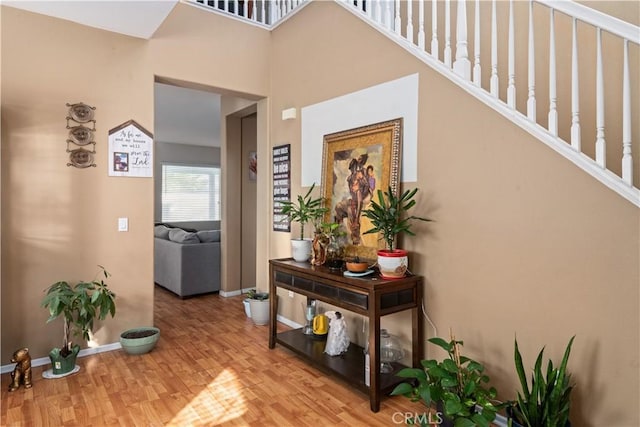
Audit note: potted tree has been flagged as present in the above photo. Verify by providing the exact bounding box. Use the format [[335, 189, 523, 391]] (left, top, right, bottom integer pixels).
[[507, 336, 575, 427], [391, 332, 502, 427], [279, 182, 327, 262], [362, 186, 430, 278], [41, 266, 116, 376]]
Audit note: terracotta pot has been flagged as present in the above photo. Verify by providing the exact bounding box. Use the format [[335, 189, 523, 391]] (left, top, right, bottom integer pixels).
[[377, 249, 408, 279]]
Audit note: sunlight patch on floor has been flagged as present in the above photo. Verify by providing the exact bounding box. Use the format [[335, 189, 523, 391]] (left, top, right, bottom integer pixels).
[[168, 368, 247, 426]]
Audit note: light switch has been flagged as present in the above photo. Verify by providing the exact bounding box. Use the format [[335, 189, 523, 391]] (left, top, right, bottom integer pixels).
[[118, 217, 128, 232]]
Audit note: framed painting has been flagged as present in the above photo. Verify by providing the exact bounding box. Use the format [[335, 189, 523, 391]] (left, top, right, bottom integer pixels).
[[321, 118, 402, 262]]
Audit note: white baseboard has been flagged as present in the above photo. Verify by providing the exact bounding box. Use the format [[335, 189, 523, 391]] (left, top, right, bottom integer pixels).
[[0, 342, 122, 374], [220, 287, 255, 298], [277, 315, 303, 329]]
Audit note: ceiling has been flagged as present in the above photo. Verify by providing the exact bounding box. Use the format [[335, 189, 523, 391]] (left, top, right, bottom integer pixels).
[[5, 1, 222, 148]]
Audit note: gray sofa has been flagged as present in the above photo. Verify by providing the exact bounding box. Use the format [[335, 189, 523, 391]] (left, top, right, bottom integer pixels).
[[154, 225, 221, 297]]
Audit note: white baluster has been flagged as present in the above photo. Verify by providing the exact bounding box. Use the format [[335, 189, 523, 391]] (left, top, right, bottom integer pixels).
[[261, 0, 266, 24], [548, 9, 558, 135], [444, 0, 452, 68], [473, 0, 481, 86], [418, 0, 425, 51], [490, 0, 499, 97], [407, 0, 414, 44], [374, 0, 381, 24], [571, 17, 581, 151], [527, 0, 536, 121], [223, 0, 229, 12], [431, 0, 439, 60], [453, 0, 471, 80], [366, 0, 372, 18], [281, 0, 286, 18], [252, 0, 257, 20], [395, 0, 401, 36], [622, 39, 633, 185], [356, 0, 363, 12], [385, 0, 392, 30], [234, 0, 239, 16], [595, 28, 606, 168], [507, 0, 516, 108]]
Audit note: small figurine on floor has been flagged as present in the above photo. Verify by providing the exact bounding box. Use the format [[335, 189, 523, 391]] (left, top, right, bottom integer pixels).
[[8, 347, 32, 392]]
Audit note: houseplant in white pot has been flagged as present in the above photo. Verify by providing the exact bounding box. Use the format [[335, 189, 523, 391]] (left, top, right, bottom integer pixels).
[[41, 266, 116, 376], [279, 183, 327, 262], [247, 290, 270, 326], [362, 186, 430, 279]]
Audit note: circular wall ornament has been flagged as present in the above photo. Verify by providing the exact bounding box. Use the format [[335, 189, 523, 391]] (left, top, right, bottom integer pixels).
[[67, 102, 95, 123], [67, 148, 96, 168], [67, 125, 94, 146]]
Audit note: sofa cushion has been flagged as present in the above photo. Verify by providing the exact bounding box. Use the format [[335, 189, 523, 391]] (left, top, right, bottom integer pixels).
[[197, 230, 221, 243], [168, 228, 200, 244], [154, 225, 172, 240]]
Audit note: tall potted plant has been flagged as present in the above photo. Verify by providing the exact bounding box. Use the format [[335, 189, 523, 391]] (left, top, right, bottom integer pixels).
[[279, 183, 327, 262], [391, 333, 501, 427], [41, 266, 116, 375], [508, 336, 575, 427], [362, 186, 430, 278]]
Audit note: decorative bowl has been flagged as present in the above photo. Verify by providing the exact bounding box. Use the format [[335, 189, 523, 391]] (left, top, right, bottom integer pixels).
[[345, 261, 370, 273], [120, 327, 160, 355]]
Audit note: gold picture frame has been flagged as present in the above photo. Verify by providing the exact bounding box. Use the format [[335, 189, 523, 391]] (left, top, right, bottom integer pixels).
[[321, 118, 402, 261]]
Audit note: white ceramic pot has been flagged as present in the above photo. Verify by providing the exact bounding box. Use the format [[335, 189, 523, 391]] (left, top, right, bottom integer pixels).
[[249, 298, 270, 325], [243, 298, 251, 318], [377, 249, 408, 279], [291, 239, 312, 262]]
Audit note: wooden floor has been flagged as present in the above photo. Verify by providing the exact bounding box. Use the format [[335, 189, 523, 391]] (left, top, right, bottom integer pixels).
[[2, 286, 426, 426]]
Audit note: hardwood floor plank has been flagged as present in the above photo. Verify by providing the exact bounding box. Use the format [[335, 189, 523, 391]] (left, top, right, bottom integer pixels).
[[2, 285, 427, 426]]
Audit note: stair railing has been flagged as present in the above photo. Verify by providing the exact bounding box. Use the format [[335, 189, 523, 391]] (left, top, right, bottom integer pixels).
[[191, 0, 308, 27], [339, 0, 640, 206]]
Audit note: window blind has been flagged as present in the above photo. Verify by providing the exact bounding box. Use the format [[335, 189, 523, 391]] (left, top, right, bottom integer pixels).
[[161, 164, 221, 222]]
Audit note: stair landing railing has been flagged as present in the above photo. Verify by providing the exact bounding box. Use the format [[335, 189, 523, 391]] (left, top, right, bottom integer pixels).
[[191, 0, 308, 27], [339, 0, 639, 207]]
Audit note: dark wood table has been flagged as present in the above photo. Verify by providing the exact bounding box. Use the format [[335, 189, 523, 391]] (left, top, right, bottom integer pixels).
[[268, 258, 423, 412]]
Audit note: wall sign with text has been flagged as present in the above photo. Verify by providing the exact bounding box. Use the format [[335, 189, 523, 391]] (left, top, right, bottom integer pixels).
[[273, 144, 291, 232], [108, 120, 153, 177]]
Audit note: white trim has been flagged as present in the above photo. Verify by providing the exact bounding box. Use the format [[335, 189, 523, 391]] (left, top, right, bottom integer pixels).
[[0, 342, 122, 374], [220, 287, 255, 298], [277, 315, 304, 330]]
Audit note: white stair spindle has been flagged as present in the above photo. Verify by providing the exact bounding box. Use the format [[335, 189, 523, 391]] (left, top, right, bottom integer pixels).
[[548, 8, 558, 135], [527, 0, 536, 121], [395, 0, 401, 36], [385, 0, 392, 30], [431, 0, 439, 60], [622, 39, 633, 185], [375, 0, 382, 24], [234, 0, 239, 16], [453, 0, 471, 80], [507, 0, 516, 108], [418, 0, 425, 51], [473, 0, 481, 86], [281, 0, 286, 18], [223, 0, 229, 12], [365, 0, 372, 18], [595, 27, 606, 168], [356, 0, 363, 13], [407, 0, 414, 44], [252, 0, 257, 20], [444, 0, 452, 68], [490, 0, 499, 97], [571, 17, 581, 151]]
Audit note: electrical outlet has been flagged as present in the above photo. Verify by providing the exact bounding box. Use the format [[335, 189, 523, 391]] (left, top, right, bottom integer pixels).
[[288, 290, 294, 298]]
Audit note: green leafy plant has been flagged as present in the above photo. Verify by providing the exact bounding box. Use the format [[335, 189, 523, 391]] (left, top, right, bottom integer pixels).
[[362, 186, 430, 251], [246, 289, 268, 300], [279, 183, 328, 240], [391, 335, 500, 427], [508, 336, 575, 427], [41, 266, 116, 356]]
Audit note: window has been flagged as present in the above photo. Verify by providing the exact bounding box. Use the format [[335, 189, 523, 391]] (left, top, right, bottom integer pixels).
[[161, 164, 221, 222]]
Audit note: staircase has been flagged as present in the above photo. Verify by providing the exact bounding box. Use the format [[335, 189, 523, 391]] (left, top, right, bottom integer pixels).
[[191, 0, 640, 207]]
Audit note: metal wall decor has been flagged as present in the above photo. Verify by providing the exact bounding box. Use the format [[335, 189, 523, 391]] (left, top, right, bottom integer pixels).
[[66, 102, 97, 168]]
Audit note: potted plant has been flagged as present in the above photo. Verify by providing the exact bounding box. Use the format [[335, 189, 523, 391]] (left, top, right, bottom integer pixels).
[[391, 333, 501, 427], [362, 186, 430, 278], [279, 182, 328, 262], [507, 336, 575, 427], [41, 266, 116, 376], [247, 289, 270, 326]]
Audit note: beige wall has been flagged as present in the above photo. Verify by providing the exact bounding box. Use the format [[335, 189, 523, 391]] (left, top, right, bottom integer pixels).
[[0, 3, 270, 361], [269, 2, 638, 426]]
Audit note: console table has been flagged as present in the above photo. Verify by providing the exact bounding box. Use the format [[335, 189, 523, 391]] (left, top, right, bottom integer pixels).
[[268, 258, 423, 412]]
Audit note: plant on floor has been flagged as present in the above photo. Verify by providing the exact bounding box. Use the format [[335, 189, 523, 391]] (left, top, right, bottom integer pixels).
[[246, 289, 268, 300], [41, 266, 116, 374], [391, 332, 501, 427], [507, 336, 575, 427]]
